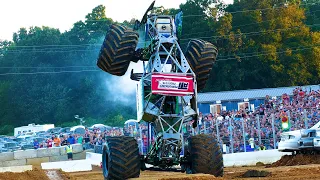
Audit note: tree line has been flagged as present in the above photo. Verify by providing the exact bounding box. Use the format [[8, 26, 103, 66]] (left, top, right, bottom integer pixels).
[[0, 0, 319, 135]]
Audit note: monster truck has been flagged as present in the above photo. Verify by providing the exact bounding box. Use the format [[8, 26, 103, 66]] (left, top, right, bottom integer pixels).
[[96, 1, 223, 179]]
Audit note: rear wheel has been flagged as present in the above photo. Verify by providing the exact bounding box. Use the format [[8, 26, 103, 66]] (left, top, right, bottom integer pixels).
[[97, 24, 139, 76], [188, 134, 223, 177], [102, 136, 141, 180], [185, 39, 218, 91]]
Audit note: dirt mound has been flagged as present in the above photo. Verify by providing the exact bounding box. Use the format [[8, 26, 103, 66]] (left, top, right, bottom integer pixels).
[[255, 162, 265, 166], [242, 170, 270, 177], [268, 154, 320, 167], [0, 168, 49, 180]]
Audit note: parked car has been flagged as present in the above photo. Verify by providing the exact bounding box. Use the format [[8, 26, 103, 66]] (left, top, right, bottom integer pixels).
[[20, 144, 35, 150], [14, 137, 27, 144], [26, 137, 46, 145], [15, 134, 35, 143], [35, 131, 46, 135], [2, 142, 20, 152], [36, 133, 47, 138], [46, 127, 62, 134], [3, 137, 15, 142], [0, 142, 6, 153], [58, 127, 71, 134], [70, 125, 85, 135]]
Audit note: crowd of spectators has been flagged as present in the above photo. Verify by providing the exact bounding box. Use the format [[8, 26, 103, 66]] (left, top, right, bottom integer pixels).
[[32, 127, 124, 151], [192, 87, 320, 153]]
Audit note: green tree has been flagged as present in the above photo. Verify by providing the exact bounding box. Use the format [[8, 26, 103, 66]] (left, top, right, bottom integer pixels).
[[67, 5, 113, 44], [305, 0, 320, 31], [205, 0, 320, 91], [0, 5, 136, 134]]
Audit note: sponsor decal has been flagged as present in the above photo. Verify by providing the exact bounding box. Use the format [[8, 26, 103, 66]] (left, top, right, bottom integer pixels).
[[158, 81, 189, 90], [151, 73, 194, 96]]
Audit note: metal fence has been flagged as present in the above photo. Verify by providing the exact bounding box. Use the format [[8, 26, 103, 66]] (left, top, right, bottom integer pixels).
[[193, 109, 313, 153], [93, 108, 316, 154]]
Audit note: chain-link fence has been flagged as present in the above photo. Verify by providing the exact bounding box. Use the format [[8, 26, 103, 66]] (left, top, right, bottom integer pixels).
[[90, 106, 318, 155]]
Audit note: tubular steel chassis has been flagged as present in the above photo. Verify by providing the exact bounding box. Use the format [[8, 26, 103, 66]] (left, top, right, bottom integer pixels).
[[133, 13, 199, 168]]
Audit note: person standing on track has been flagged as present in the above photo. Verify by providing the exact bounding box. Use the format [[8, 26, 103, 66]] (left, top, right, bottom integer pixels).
[[65, 142, 73, 160]]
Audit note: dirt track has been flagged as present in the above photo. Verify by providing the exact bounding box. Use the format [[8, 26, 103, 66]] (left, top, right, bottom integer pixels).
[[58, 165, 320, 180], [2, 155, 320, 180], [59, 154, 320, 180], [1, 165, 320, 180], [0, 168, 49, 180]]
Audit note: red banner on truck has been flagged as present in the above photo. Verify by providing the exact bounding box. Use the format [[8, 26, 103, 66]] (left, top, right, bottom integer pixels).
[[151, 73, 195, 96]]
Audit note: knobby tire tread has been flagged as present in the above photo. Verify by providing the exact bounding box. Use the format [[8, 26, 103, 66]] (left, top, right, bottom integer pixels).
[[185, 39, 218, 91], [189, 134, 224, 177], [102, 136, 140, 180], [97, 24, 139, 76]]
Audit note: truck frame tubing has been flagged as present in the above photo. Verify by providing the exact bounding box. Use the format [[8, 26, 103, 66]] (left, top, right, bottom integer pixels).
[[137, 14, 198, 168]]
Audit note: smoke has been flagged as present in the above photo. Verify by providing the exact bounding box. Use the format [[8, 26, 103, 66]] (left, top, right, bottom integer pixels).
[[95, 35, 144, 107], [104, 61, 144, 105]]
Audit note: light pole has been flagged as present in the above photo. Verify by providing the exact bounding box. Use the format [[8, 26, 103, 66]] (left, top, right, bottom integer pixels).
[[74, 115, 85, 125]]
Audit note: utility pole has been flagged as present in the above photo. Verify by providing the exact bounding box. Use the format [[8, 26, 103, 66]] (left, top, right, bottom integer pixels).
[[74, 115, 85, 125]]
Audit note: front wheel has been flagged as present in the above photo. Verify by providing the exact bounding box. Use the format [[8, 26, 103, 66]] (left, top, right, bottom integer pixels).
[[185, 39, 218, 91], [97, 24, 139, 76], [102, 136, 141, 180], [188, 134, 223, 177]]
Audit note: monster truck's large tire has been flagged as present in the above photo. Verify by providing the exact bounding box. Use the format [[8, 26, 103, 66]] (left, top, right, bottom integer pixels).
[[185, 39, 218, 91], [102, 136, 141, 180], [188, 134, 223, 177], [97, 24, 139, 76]]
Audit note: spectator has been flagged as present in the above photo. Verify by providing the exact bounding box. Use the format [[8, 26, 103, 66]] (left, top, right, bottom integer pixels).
[[67, 135, 76, 144], [77, 134, 83, 144], [47, 139, 53, 148], [96, 136, 103, 146], [53, 135, 61, 147], [61, 135, 68, 146], [84, 133, 90, 143], [248, 137, 254, 149], [33, 139, 39, 149], [258, 143, 266, 151]]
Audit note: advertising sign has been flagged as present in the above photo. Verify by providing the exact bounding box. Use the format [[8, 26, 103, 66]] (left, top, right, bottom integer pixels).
[[151, 73, 194, 96]]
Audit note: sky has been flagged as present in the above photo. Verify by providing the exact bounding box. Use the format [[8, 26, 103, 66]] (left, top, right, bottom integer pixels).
[[0, 0, 233, 41]]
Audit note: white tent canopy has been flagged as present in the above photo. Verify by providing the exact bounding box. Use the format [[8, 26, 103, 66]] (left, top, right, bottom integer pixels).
[[124, 119, 138, 125], [70, 125, 85, 132]]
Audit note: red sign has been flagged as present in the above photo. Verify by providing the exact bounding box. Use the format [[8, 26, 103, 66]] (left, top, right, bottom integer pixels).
[[151, 73, 195, 96]]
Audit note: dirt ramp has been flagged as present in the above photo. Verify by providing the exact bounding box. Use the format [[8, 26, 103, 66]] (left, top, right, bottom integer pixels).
[[268, 154, 320, 167], [0, 168, 49, 180]]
